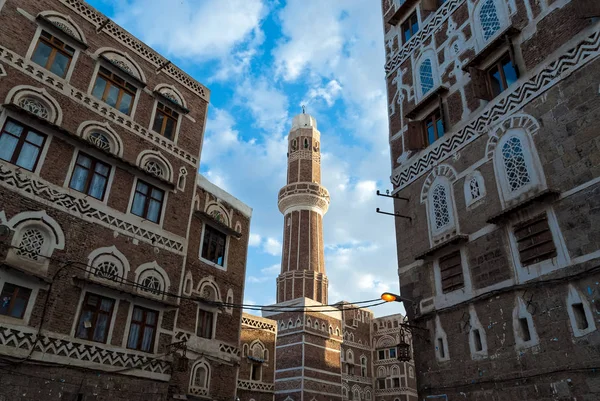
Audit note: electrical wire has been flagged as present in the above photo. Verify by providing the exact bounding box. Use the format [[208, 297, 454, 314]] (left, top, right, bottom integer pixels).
[[0, 243, 390, 313]]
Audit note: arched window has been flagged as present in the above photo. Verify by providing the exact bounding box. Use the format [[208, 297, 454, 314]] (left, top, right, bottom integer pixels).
[[513, 297, 539, 349], [137, 151, 173, 182], [7, 86, 63, 125], [190, 360, 210, 395], [360, 356, 367, 377], [314, 320, 319, 329], [87, 246, 129, 284], [353, 389, 360, 401], [501, 136, 531, 192], [409, 366, 414, 378], [225, 288, 233, 314], [342, 387, 348, 399], [464, 171, 486, 207], [431, 183, 452, 230], [144, 159, 167, 179], [242, 344, 249, 357], [480, 0, 501, 41], [365, 390, 372, 401], [567, 285, 596, 337], [77, 121, 123, 157], [347, 349, 354, 364], [377, 366, 386, 378], [419, 59, 434, 96], [135, 262, 170, 299], [19, 97, 50, 120], [391, 365, 400, 376]]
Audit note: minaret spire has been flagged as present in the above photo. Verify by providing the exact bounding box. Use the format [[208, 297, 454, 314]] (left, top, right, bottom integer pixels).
[[276, 112, 330, 304]]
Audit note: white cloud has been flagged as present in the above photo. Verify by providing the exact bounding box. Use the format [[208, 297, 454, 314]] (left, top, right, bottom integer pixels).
[[235, 78, 290, 133], [113, 0, 266, 60], [261, 264, 281, 276], [301, 80, 343, 108], [249, 233, 262, 247], [263, 238, 282, 256]]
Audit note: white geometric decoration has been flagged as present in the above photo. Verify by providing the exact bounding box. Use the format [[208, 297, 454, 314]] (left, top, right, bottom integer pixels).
[[501, 136, 531, 192], [19, 97, 50, 120], [88, 132, 111, 151], [469, 177, 481, 200], [94, 261, 120, 281], [431, 184, 450, 230], [144, 160, 166, 178], [16, 229, 44, 260], [141, 275, 162, 295]]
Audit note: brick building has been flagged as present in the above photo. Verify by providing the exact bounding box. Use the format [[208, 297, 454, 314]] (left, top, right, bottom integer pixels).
[[263, 113, 417, 401], [380, 0, 600, 399], [0, 0, 254, 400]]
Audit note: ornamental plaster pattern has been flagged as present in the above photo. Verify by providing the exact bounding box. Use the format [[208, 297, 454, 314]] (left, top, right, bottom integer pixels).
[[385, 0, 465, 75], [0, 323, 170, 378], [237, 380, 275, 392], [278, 182, 330, 214], [58, 0, 209, 102], [241, 315, 277, 333], [392, 28, 600, 190], [289, 149, 321, 163], [0, 46, 198, 166], [0, 164, 185, 254]]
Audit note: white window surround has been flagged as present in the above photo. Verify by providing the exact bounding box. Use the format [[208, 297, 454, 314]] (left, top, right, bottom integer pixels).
[[464, 171, 486, 207], [148, 98, 183, 145], [25, 12, 86, 84], [195, 304, 218, 341], [566, 284, 597, 337], [468, 305, 488, 359], [5, 210, 65, 274], [433, 247, 473, 305], [408, 366, 414, 378], [125, 177, 170, 228], [62, 149, 117, 204], [506, 207, 569, 284], [190, 359, 211, 393], [426, 176, 459, 241], [472, 0, 510, 51], [76, 121, 124, 158], [69, 287, 120, 345], [86, 246, 130, 284], [86, 49, 145, 120], [414, 49, 439, 101], [512, 297, 539, 350], [198, 223, 230, 271], [434, 315, 450, 362], [177, 167, 188, 192], [5, 85, 63, 126], [0, 269, 45, 326], [0, 110, 54, 177], [136, 150, 174, 183], [134, 262, 171, 300]]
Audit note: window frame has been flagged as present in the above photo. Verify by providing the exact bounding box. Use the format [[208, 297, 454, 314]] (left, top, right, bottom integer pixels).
[[91, 66, 137, 116], [196, 307, 215, 340], [74, 292, 116, 344], [126, 305, 159, 353], [30, 30, 75, 79], [486, 52, 519, 98], [151, 101, 180, 142], [199, 223, 229, 270], [67, 151, 112, 201], [129, 178, 166, 224], [422, 108, 445, 146], [0, 282, 32, 319], [0, 118, 48, 172], [25, 24, 82, 82], [400, 11, 419, 44]]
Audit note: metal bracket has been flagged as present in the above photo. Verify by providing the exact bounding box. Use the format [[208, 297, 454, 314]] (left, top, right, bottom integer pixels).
[[376, 208, 412, 221], [376, 190, 409, 201]]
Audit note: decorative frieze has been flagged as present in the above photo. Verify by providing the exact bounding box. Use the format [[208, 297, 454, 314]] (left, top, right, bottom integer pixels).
[[0, 164, 185, 254], [0, 46, 198, 167], [0, 323, 171, 380], [58, 0, 210, 102], [278, 182, 330, 215], [241, 315, 277, 333], [392, 28, 600, 190], [237, 379, 275, 392]]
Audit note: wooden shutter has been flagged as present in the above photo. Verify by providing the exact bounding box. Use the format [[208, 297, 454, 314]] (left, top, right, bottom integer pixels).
[[579, 0, 600, 18], [469, 67, 492, 101], [439, 251, 464, 293], [422, 0, 439, 11], [405, 121, 426, 151], [514, 213, 557, 266]]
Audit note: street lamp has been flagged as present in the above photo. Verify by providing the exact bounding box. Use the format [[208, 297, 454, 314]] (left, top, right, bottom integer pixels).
[[380, 292, 415, 304]]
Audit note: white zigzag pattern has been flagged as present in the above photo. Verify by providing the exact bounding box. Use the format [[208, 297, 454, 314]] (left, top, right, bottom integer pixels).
[[392, 29, 600, 189]]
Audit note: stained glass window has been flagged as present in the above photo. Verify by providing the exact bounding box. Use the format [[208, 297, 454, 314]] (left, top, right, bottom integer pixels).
[[419, 59, 434, 96], [480, 0, 501, 41], [501, 136, 531, 191]]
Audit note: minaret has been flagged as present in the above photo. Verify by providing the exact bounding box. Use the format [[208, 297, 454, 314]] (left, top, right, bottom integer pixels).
[[276, 112, 330, 304]]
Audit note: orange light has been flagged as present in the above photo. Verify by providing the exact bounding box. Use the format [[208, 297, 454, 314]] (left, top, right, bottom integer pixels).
[[381, 293, 397, 302]]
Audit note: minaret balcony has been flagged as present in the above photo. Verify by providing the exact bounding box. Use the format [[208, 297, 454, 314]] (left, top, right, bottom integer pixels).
[[278, 182, 330, 215]]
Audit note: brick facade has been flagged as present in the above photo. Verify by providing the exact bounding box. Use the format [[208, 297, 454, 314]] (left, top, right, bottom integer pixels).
[[0, 1, 252, 400], [381, 0, 600, 399]]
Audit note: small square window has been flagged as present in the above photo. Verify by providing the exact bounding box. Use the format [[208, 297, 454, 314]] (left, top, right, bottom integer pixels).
[[0, 119, 47, 171], [31, 31, 74, 78], [69, 152, 111, 200], [389, 347, 397, 358], [201, 225, 227, 266], [487, 53, 519, 98], [439, 250, 464, 293], [75, 293, 115, 344], [401, 12, 419, 44], [378, 349, 385, 360], [0, 283, 32, 319], [131, 180, 165, 223], [422, 109, 445, 146], [127, 306, 158, 352], [513, 213, 557, 266], [197, 308, 214, 339], [152, 103, 178, 140], [92, 67, 136, 115]]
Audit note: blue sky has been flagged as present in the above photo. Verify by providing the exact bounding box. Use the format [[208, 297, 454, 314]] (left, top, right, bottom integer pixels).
[[89, 0, 403, 317]]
